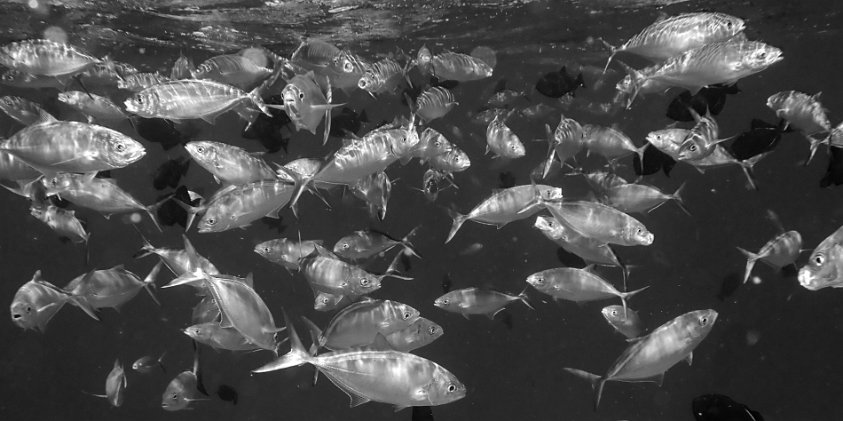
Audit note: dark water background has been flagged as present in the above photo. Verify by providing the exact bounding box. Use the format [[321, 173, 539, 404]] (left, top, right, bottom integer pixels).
[[2, 0, 843, 420]]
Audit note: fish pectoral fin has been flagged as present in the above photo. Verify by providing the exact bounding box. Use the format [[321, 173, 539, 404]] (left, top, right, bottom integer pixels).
[[685, 352, 693, 366], [393, 405, 410, 412]]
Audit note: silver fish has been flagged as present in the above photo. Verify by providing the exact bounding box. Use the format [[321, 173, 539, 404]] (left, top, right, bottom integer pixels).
[[132, 353, 166, 374], [117, 72, 172, 92], [281, 71, 341, 144], [798, 225, 843, 290], [415, 86, 457, 123], [254, 312, 467, 410], [0, 96, 57, 126], [184, 140, 275, 185], [358, 57, 408, 96], [161, 351, 204, 411], [601, 305, 643, 339], [63, 262, 161, 310], [433, 287, 532, 319], [303, 299, 420, 350], [10, 270, 99, 332], [485, 112, 525, 159], [92, 359, 127, 407], [314, 291, 357, 312], [186, 180, 296, 233], [542, 114, 584, 178], [57, 91, 129, 122], [191, 54, 272, 91], [406, 127, 454, 164], [428, 146, 471, 174], [383, 317, 444, 353], [526, 266, 648, 314], [415, 46, 494, 81], [533, 215, 624, 271], [603, 183, 687, 214], [29, 203, 90, 244], [184, 322, 262, 352], [582, 124, 647, 164], [136, 234, 219, 278], [254, 238, 323, 271], [737, 231, 802, 284], [539, 200, 654, 246], [333, 227, 420, 261], [350, 171, 393, 221], [767, 91, 831, 162], [565, 309, 717, 409], [0, 39, 102, 77]]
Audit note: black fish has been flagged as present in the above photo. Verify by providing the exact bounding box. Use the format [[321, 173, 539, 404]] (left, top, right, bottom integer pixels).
[[820, 146, 843, 188], [259, 216, 287, 233], [156, 186, 198, 228], [535, 66, 585, 98], [216, 384, 238, 405], [330, 107, 368, 137], [693, 394, 763, 421], [412, 406, 434, 421], [441, 274, 453, 293], [498, 171, 516, 188], [717, 272, 743, 301], [241, 95, 291, 154], [135, 118, 191, 151], [152, 157, 190, 190], [633, 145, 676, 177], [429, 77, 460, 90], [729, 119, 786, 161], [665, 84, 740, 122]]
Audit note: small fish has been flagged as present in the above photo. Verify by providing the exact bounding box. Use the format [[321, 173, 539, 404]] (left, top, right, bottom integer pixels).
[[333, 227, 420, 261], [486, 112, 525, 159], [582, 125, 647, 165], [406, 127, 454, 164], [693, 394, 764, 421], [300, 245, 408, 296], [526, 266, 648, 314], [384, 317, 444, 353], [542, 114, 584, 178], [290, 38, 342, 68], [254, 237, 323, 271], [91, 359, 127, 407], [433, 287, 532, 319], [10, 270, 99, 332], [414, 86, 458, 123], [350, 171, 393, 221], [314, 291, 356, 312], [132, 353, 166, 374], [535, 66, 585, 98], [415, 46, 493, 82], [29, 203, 90, 244], [191, 54, 273, 91], [358, 57, 409, 96], [63, 262, 162, 310], [428, 146, 471, 174], [281, 71, 343, 144], [798, 225, 843, 290], [737, 231, 802, 284], [184, 141, 275, 185], [565, 309, 718, 409], [161, 348, 206, 411], [184, 322, 261, 352], [57, 91, 129, 122], [533, 215, 625, 273], [603, 182, 688, 214], [767, 91, 831, 163], [601, 305, 642, 339], [0, 96, 57, 126], [603, 13, 745, 71], [539, 200, 654, 247], [303, 299, 420, 351], [0, 39, 103, 77]]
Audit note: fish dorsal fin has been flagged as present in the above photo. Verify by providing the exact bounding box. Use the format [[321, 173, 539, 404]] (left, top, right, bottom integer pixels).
[[183, 235, 199, 259], [653, 12, 669, 23], [244, 273, 255, 289], [110, 264, 126, 271]]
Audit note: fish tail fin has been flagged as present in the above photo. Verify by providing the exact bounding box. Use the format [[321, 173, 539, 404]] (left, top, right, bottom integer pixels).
[[399, 226, 422, 259], [277, 165, 318, 219], [634, 142, 648, 168], [173, 191, 206, 231], [144, 193, 174, 232], [804, 133, 829, 166], [618, 285, 649, 317], [736, 247, 759, 284], [542, 123, 557, 179], [670, 182, 692, 216], [143, 261, 163, 306], [600, 38, 617, 74], [563, 368, 605, 410], [253, 310, 313, 373], [445, 209, 469, 243], [248, 86, 273, 117], [516, 286, 534, 311], [300, 316, 324, 356], [382, 249, 414, 281], [131, 224, 156, 258], [738, 152, 769, 191]]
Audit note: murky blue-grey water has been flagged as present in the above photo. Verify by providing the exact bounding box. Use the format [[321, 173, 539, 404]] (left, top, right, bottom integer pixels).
[[2, 0, 843, 420]]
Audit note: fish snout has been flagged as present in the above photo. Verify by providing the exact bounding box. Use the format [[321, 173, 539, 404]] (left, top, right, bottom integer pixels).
[[797, 267, 820, 290]]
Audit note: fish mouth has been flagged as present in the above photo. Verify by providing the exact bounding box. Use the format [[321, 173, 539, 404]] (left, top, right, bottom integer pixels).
[[123, 99, 138, 113], [797, 267, 822, 290]]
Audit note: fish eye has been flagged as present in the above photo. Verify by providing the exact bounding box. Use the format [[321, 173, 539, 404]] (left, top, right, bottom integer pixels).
[[699, 316, 709, 326], [403, 311, 412, 320], [26, 306, 32, 313], [533, 276, 544, 284], [758, 52, 767, 59], [689, 144, 697, 152], [171, 393, 179, 400], [196, 146, 204, 153], [341, 243, 350, 250], [206, 218, 216, 225], [727, 22, 733, 28], [447, 384, 457, 392], [360, 278, 370, 286], [441, 298, 449, 305], [814, 254, 825, 265], [611, 309, 618, 317], [343, 60, 353, 72], [428, 326, 437, 334], [115, 142, 126, 152], [299, 92, 304, 100], [320, 297, 329, 304]]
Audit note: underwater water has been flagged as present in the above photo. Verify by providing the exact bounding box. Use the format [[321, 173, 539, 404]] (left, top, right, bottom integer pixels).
[[2, 0, 843, 420]]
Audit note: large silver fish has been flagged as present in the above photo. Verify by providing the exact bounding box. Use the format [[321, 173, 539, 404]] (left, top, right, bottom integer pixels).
[[798, 225, 843, 290], [303, 299, 420, 350], [565, 309, 717, 409], [10, 270, 99, 332], [0, 95, 57, 126], [184, 141, 275, 185], [191, 54, 273, 91], [63, 263, 161, 310], [281, 71, 342, 144], [0, 39, 103, 77]]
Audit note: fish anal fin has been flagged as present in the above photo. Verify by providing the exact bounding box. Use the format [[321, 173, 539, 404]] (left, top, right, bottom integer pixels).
[[321, 371, 371, 408]]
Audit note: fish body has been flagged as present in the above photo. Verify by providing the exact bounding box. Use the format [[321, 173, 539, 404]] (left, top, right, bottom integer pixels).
[[10, 270, 98, 332], [333, 227, 419, 261], [306, 299, 420, 350], [324, 50, 370, 93], [415, 87, 457, 122], [0, 121, 145, 176], [0, 69, 69, 89], [117, 72, 172, 92], [161, 370, 201, 411], [565, 309, 718, 409], [0, 39, 101, 76], [64, 263, 160, 310], [605, 13, 745, 68], [79, 61, 138, 88], [416, 48, 493, 81], [798, 225, 843, 290], [533, 215, 623, 268], [200, 274, 279, 352], [543, 115, 584, 178], [184, 141, 275, 185], [544, 201, 654, 246], [526, 267, 646, 312], [184, 322, 261, 352], [601, 305, 643, 339], [192, 295, 221, 324], [97, 359, 127, 407], [196, 180, 295, 233], [290, 38, 342, 68], [254, 238, 323, 271], [137, 235, 219, 278], [384, 318, 444, 353], [132, 354, 166, 374], [57, 91, 128, 122], [582, 125, 646, 164], [350, 171, 392, 221], [0, 95, 56, 126], [428, 147, 471, 174], [191, 54, 272, 91], [124, 79, 271, 124], [737, 230, 801, 283], [42, 173, 162, 229], [300, 248, 383, 296], [604, 183, 686, 214], [29, 203, 90, 244], [486, 113, 525, 159], [433, 287, 531, 319], [408, 128, 454, 163], [358, 58, 407, 95], [254, 312, 467, 409], [170, 53, 194, 80], [446, 184, 563, 243], [767, 91, 830, 136], [281, 71, 339, 142], [677, 110, 722, 161], [314, 291, 357, 312]]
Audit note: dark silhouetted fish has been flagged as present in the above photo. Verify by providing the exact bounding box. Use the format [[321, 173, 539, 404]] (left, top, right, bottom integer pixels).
[[153, 157, 190, 191], [729, 118, 787, 161], [498, 171, 516, 188], [666, 84, 740, 122], [820, 146, 843, 188], [717, 272, 743, 301], [216, 384, 238, 405], [693, 394, 763, 421], [241, 95, 291, 154], [412, 406, 434, 421], [429, 77, 460, 90], [259, 216, 287, 233], [535, 66, 585, 98], [96, 171, 112, 179], [156, 186, 198, 228], [330, 107, 368, 137], [441, 274, 453, 293], [135, 118, 190, 151], [633, 145, 676, 176]]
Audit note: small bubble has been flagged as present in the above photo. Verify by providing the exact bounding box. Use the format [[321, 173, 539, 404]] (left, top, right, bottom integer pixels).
[[130, 213, 142, 224], [27, 0, 38, 9], [746, 329, 761, 346], [751, 275, 762, 285], [138, 48, 146, 55]]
